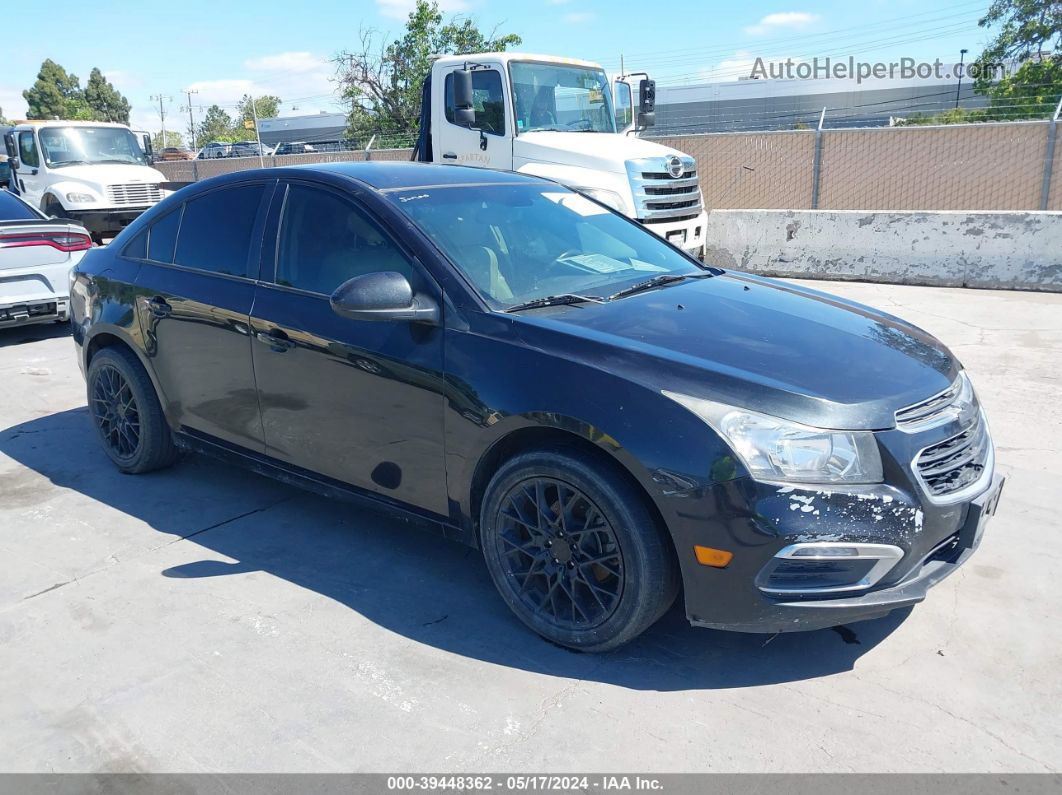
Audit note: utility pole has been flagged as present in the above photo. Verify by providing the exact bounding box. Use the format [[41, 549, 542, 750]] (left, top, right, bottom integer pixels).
[[150, 94, 171, 149], [955, 49, 968, 109], [250, 96, 265, 167], [183, 89, 199, 151], [620, 54, 625, 77]]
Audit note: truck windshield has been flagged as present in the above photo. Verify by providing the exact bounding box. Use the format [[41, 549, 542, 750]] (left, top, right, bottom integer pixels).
[[390, 183, 704, 309], [38, 126, 149, 168], [511, 62, 616, 134]]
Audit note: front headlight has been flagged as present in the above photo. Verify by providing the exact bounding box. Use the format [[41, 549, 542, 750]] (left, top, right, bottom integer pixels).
[[663, 391, 884, 484], [577, 187, 628, 215], [65, 192, 96, 203]]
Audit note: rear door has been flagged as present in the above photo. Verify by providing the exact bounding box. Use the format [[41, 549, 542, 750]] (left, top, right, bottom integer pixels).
[[248, 179, 449, 516], [131, 179, 273, 450]]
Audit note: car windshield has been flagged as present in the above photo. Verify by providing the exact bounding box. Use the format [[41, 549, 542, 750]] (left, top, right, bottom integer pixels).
[[511, 62, 616, 134], [39, 126, 148, 167], [390, 183, 704, 309]]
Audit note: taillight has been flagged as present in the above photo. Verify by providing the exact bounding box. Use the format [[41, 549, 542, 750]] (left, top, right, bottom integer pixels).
[[0, 231, 93, 252]]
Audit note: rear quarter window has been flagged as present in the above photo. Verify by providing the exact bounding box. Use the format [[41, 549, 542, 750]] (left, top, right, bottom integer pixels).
[[148, 207, 181, 264], [173, 184, 265, 278], [0, 190, 41, 221]]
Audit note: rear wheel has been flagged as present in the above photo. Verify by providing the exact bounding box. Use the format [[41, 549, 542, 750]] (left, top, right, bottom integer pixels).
[[480, 449, 679, 652], [87, 346, 177, 474]]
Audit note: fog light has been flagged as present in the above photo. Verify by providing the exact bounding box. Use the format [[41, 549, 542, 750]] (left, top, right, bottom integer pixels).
[[757, 542, 903, 595]]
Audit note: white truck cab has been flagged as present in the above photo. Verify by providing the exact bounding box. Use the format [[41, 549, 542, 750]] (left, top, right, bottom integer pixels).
[[4, 121, 168, 243], [412, 53, 707, 256]]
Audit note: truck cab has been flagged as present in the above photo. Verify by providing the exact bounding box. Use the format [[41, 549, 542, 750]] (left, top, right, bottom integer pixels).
[[414, 53, 706, 256], [4, 121, 169, 243]]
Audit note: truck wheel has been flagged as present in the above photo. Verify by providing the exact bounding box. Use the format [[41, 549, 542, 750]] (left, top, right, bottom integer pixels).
[[479, 449, 679, 652], [87, 346, 177, 474], [42, 197, 66, 220]]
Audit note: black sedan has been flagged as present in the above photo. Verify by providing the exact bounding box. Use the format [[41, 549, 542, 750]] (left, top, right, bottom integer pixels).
[[69, 163, 1002, 651]]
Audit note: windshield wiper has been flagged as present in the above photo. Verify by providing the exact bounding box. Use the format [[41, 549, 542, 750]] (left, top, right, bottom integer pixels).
[[48, 160, 91, 167], [505, 293, 606, 312], [607, 272, 713, 301]]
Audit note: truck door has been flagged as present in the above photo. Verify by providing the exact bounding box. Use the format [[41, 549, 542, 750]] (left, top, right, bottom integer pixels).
[[15, 131, 46, 209], [433, 65, 512, 171], [614, 80, 635, 134]]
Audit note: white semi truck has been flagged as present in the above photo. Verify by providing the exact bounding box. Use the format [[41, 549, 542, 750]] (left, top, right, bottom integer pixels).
[[4, 121, 168, 243], [411, 53, 707, 257]]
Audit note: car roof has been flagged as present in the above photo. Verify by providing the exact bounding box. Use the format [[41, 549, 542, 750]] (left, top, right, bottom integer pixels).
[[291, 161, 549, 191]]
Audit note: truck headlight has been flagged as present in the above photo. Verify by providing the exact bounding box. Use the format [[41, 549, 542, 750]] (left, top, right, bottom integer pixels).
[[65, 192, 95, 203], [577, 188, 628, 215], [663, 392, 883, 484]]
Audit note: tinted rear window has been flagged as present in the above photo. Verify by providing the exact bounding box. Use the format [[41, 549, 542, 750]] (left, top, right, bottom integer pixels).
[[148, 207, 181, 263], [174, 184, 264, 277], [0, 190, 40, 221]]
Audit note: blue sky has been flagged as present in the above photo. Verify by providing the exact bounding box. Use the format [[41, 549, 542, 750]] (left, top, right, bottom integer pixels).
[[4, 0, 997, 136]]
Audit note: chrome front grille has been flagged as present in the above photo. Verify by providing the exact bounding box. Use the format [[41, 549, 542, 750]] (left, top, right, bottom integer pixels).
[[896, 377, 964, 430], [627, 157, 703, 224], [106, 183, 162, 206], [914, 413, 991, 499]]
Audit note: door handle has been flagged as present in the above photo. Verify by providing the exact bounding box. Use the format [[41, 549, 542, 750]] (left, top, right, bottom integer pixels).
[[255, 329, 294, 352], [148, 296, 171, 317], [442, 152, 457, 160]]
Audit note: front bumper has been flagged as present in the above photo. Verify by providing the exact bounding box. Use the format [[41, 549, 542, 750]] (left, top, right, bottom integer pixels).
[[639, 211, 707, 256], [665, 468, 1002, 634], [63, 207, 151, 237]]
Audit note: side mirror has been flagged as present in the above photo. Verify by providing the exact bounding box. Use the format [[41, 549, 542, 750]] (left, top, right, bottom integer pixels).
[[330, 271, 440, 325], [3, 133, 15, 160], [8, 157, 19, 171], [453, 69, 477, 128], [638, 78, 656, 128]]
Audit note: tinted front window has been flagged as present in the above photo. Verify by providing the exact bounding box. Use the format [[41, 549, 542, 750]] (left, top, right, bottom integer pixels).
[[0, 190, 40, 220], [390, 184, 701, 308], [19, 132, 40, 168], [174, 184, 264, 278], [276, 184, 412, 295], [148, 207, 181, 263], [444, 70, 505, 135]]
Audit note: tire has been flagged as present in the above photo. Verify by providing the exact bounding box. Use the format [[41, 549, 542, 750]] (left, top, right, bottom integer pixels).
[[480, 449, 679, 652], [86, 346, 177, 474]]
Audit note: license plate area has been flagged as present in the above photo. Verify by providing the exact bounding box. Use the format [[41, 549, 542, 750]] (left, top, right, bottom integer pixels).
[[962, 475, 1005, 548], [667, 230, 687, 246]]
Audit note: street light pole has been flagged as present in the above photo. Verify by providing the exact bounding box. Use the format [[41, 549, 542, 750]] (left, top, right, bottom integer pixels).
[[250, 97, 265, 167], [184, 89, 199, 151], [955, 48, 968, 109]]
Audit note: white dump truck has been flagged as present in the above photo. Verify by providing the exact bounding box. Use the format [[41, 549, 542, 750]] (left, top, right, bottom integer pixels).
[[4, 121, 168, 243], [411, 53, 707, 257]]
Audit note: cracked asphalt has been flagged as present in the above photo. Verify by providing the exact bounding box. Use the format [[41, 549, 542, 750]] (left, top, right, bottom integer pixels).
[[0, 280, 1059, 773]]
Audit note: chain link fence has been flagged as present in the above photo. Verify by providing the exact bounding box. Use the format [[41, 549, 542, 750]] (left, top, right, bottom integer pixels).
[[157, 118, 1062, 212]]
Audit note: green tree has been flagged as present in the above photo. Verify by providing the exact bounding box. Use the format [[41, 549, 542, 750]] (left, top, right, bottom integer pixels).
[[152, 130, 185, 150], [196, 104, 238, 143], [974, 0, 1061, 118], [22, 59, 92, 120], [236, 94, 281, 129], [0, 107, 9, 125], [335, 0, 520, 140], [84, 68, 131, 123]]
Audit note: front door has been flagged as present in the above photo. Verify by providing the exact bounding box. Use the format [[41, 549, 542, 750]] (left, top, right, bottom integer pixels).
[[435, 65, 513, 171], [248, 180, 449, 516], [15, 131, 45, 208], [133, 179, 272, 451]]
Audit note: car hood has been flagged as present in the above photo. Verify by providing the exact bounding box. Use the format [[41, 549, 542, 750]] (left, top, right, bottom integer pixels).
[[511, 272, 959, 430], [513, 131, 684, 175], [47, 163, 166, 186]]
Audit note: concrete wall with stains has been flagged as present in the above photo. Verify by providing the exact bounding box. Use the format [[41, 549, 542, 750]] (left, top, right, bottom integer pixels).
[[703, 210, 1062, 291]]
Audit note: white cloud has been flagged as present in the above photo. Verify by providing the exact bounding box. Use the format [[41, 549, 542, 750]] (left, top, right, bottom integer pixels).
[[244, 51, 324, 74], [103, 70, 143, 92], [376, 0, 468, 21], [745, 11, 818, 35], [563, 11, 595, 23], [698, 50, 760, 81]]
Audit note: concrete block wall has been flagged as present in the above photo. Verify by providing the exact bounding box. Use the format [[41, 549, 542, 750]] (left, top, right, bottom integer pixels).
[[703, 210, 1062, 291]]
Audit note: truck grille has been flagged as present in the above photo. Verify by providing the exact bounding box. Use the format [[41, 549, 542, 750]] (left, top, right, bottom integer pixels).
[[106, 183, 162, 206], [628, 157, 703, 224], [914, 414, 991, 498]]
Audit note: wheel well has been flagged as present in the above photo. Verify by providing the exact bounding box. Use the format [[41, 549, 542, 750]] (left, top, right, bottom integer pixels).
[[469, 427, 673, 555], [85, 332, 130, 367]]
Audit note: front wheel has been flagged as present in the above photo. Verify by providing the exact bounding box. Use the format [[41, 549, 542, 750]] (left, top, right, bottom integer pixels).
[[480, 449, 679, 652]]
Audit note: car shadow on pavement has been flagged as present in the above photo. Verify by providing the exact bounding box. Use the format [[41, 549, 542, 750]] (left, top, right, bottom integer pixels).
[[1, 407, 912, 692], [0, 323, 71, 347]]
